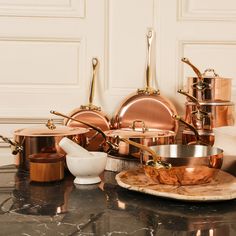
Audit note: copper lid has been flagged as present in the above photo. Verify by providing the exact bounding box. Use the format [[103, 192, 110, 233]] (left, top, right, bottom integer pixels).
[[14, 120, 89, 137], [29, 153, 65, 163], [105, 128, 175, 138]]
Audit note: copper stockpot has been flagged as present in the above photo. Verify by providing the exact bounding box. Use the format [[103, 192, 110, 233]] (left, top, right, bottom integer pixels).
[[105, 120, 176, 158], [0, 120, 89, 171], [182, 58, 232, 102], [185, 101, 235, 129]]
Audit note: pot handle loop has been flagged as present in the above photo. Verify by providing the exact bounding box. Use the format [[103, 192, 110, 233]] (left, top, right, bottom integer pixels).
[[131, 120, 147, 133], [202, 68, 219, 77]]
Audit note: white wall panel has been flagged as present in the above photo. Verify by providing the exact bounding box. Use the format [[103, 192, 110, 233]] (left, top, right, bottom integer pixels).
[[0, 0, 85, 18], [0, 38, 81, 85], [179, 0, 236, 21], [106, 0, 154, 93]]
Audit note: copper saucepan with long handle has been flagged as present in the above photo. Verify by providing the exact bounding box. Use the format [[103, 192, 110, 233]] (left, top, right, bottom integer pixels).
[[112, 29, 178, 133], [182, 58, 232, 101], [64, 58, 111, 151], [178, 89, 212, 130]]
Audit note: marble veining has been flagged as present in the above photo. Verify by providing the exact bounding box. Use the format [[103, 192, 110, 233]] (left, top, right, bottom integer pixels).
[[0, 165, 236, 235]]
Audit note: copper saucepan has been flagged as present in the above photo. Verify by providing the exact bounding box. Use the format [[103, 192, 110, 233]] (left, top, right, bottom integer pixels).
[[185, 101, 234, 129], [112, 29, 178, 133], [178, 89, 235, 129], [182, 58, 232, 102], [142, 144, 223, 185], [0, 120, 89, 171]]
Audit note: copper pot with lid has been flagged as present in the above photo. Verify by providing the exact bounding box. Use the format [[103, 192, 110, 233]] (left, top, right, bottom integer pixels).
[[182, 58, 232, 102], [105, 120, 176, 158], [0, 119, 89, 171]]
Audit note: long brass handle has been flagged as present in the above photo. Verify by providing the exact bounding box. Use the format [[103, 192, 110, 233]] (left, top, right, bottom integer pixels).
[[138, 29, 159, 95], [177, 89, 201, 109], [119, 137, 171, 168], [146, 29, 153, 90], [80, 58, 100, 111], [89, 58, 99, 107], [172, 115, 200, 144], [50, 110, 106, 140], [181, 57, 203, 81]]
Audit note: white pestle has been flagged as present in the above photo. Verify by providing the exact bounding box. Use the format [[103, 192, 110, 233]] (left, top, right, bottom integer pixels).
[[59, 137, 93, 157]]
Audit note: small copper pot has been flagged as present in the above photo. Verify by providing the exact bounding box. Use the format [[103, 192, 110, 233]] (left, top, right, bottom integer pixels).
[[182, 58, 232, 102]]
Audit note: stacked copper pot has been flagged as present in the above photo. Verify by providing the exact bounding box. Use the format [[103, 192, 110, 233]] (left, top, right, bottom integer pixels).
[[179, 58, 235, 146]]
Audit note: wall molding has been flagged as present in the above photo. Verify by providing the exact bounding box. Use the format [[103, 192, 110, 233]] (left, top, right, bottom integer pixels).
[[178, 0, 236, 21], [0, 0, 85, 18]]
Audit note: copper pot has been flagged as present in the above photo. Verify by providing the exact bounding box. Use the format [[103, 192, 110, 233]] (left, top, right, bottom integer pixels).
[[1, 120, 89, 171], [182, 58, 232, 102], [185, 101, 235, 129], [105, 120, 176, 158]]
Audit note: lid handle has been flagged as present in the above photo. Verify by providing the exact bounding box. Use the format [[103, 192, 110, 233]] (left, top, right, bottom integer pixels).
[[202, 68, 219, 77], [131, 120, 147, 133]]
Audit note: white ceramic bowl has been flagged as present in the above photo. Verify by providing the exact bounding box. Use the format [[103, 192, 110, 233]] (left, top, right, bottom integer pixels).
[[66, 152, 107, 185]]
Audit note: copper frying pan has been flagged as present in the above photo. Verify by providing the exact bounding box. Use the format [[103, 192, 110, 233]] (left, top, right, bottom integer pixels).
[[64, 58, 110, 151], [112, 29, 178, 133]]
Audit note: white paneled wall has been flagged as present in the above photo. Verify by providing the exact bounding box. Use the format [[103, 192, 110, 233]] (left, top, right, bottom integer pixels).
[[1, 0, 236, 165]]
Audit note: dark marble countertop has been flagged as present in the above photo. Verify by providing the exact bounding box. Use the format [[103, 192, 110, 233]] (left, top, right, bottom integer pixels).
[[0, 165, 236, 236]]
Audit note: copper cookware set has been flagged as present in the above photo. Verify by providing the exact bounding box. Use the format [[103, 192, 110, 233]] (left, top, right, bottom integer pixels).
[[179, 58, 235, 146], [1, 29, 233, 185]]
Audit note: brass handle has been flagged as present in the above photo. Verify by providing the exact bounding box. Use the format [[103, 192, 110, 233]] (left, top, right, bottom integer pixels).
[[0, 135, 23, 155], [172, 115, 200, 144], [50, 110, 118, 152], [181, 57, 203, 81], [177, 89, 200, 108], [138, 29, 159, 95], [81, 58, 101, 111], [202, 68, 219, 77]]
